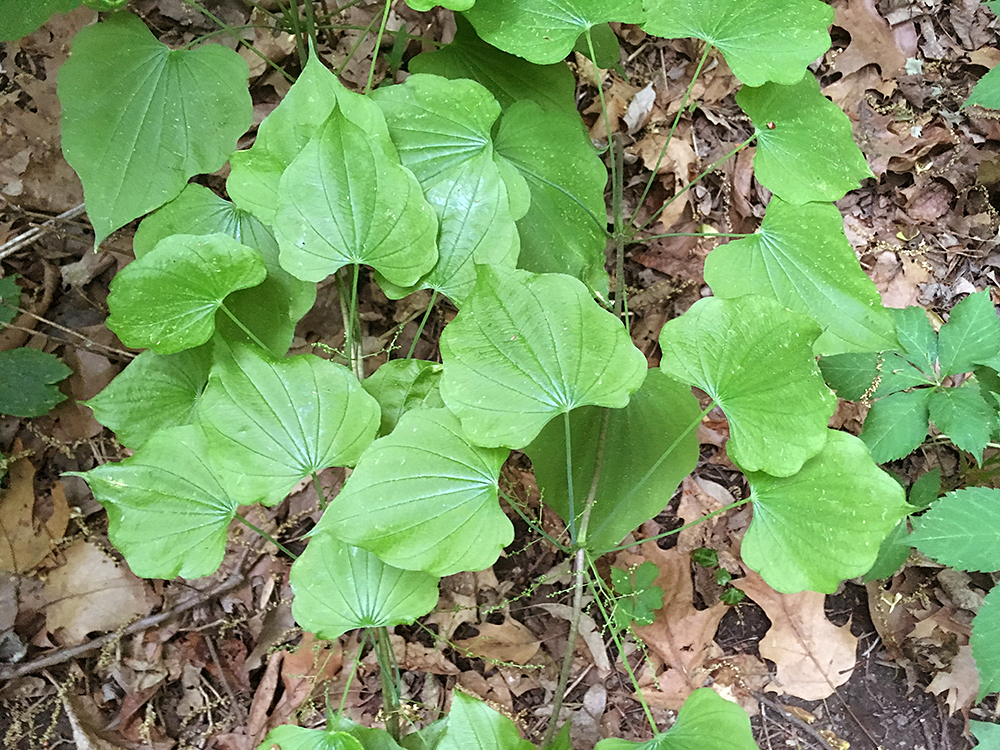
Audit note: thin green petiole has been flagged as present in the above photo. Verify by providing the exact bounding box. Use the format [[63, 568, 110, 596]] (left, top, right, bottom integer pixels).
[[337, 636, 364, 717], [365, 0, 393, 94], [234, 513, 298, 559], [608, 498, 750, 554], [638, 231, 751, 241], [406, 290, 438, 359], [219, 304, 271, 353], [312, 471, 327, 512], [563, 411, 578, 547]]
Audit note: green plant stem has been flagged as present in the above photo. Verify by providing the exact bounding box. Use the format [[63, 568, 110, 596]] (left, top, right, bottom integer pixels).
[[219, 303, 271, 353], [406, 290, 438, 359], [335, 265, 363, 380], [312, 471, 327, 512], [365, 0, 393, 94], [543, 547, 586, 747], [234, 513, 298, 559], [181, 3, 296, 82], [286, 0, 308, 66], [499, 490, 571, 553], [610, 498, 750, 553], [303, 0, 317, 48], [612, 134, 628, 326], [373, 626, 401, 740], [631, 44, 712, 218], [563, 411, 578, 547], [334, 12, 381, 77], [638, 231, 751, 241], [337, 638, 364, 716], [576, 407, 610, 549]]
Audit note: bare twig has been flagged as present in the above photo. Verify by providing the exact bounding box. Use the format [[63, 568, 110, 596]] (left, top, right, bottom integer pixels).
[[0, 203, 88, 261], [754, 693, 837, 750]]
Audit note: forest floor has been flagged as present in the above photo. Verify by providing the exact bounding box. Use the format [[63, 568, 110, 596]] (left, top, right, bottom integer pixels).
[[1, 1, 999, 749]]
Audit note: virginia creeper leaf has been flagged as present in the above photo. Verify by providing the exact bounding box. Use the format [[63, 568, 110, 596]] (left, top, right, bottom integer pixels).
[[106, 233, 266, 355], [860, 388, 932, 464], [972, 585, 1000, 700], [58, 12, 252, 246], [0, 0, 79, 42], [362, 359, 445, 437], [440, 267, 647, 449], [705, 198, 897, 354], [737, 76, 873, 204], [0, 349, 71, 417], [197, 343, 380, 506], [525, 369, 700, 554], [928, 383, 997, 463], [409, 15, 576, 113], [818, 353, 879, 400], [316, 408, 511, 577], [641, 0, 832, 87], [67, 425, 251, 579], [910, 488, 1000, 572], [892, 305, 938, 374], [291, 532, 440, 640], [273, 102, 438, 286], [494, 101, 609, 294], [134, 183, 316, 355], [594, 688, 758, 750], [658, 295, 835, 477], [967, 65, 1000, 110], [937, 290, 1000, 376], [862, 519, 911, 582], [85, 345, 212, 448], [463, 0, 644, 65], [743, 430, 909, 593], [257, 727, 365, 750]]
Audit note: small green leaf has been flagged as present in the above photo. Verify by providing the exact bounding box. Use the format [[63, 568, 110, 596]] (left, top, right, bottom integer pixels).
[[818, 352, 880, 400], [436, 691, 535, 750], [362, 358, 444, 437], [0, 0, 79, 42], [86, 345, 212, 448], [463, 0, 644, 65], [966, 64, 1000, 110], [0, 275, 21, 325], [720, 588, 746, 605], [441, 267, 647, 449], [658, 295, 835, 477], [892, 306, 938, 375], [743, 430, 910, 593], [106, 233, 266, 355], [860, 388, 932, 463], [291, 532, 440, 640], [862, 520, 911, 582], [406, 0, 474, 9], [972, 721, 1000, 747], [58, 12, 251, 246], [875, 352, 937, 395], [928, 383, 997, 463], [67, 425, 252, 579], [257, 727, 365, 750], [409, 15, 576, 113], [594, 688, 758, 749], [937, 291, 1000, 376], [197, 343, 380, 506], [641, 0, 832, 86], [543, 722, 573, 750], [972, 585, 1000, 700], [274, 102, 438, 286], [571, 23, 621, 68], [0, 349, 71, 417], [494, 101, 610, 294], [705, 198, 897, 354], [910, 487, 1000, 572], [908, 468, 941, 510], [737, 76, 873, 204], [525, 369, 700, 553], [611, 561, 664, 627], [316, 408, 511, 577], [327, 717, 406, 750], [692, 548, 719, 568]]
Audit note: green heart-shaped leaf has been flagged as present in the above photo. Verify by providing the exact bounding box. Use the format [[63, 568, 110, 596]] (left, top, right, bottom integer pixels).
[[737, 76, 873, 204], [658, 295, 835, 477], [256, 727, 365, 750], [86, 345, 212, 449], [743, 430, 909, 593], [273, 102, 438, 286], [526, 369, 700, 554], [316, 408, 511, 577], [0, 0, 79, 42], [705, 198, 897, 354], [441, 267, 647, 449], [197, 343, 380, 505], [106, 233, 266, 355], [291, 532, 440, 640], [463, 0, 644, 65], [66, 424, 252, 579], [435, 691, 535, 750], [641, 0, 832, 86], [362, 358, 445, 437], [58, 12, 251, 245]]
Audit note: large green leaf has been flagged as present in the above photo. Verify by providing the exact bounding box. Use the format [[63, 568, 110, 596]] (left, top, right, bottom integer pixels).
[[736, 76, 873, 204], [743, 430, 909, 593], [972, 721, 1000, 747], [257, 727, 364, 750], [58, 12, 251, 246], [197, 343, 380, 506], [705, 198, 897, 354], [106, 233, 266, 355], [66, 425, 252, 579], [315, 408, 511, 577], [972, 586, 1000, 700], [594, 688, 758, 750], [409, 15, 576, 113], [525, 369, 701, 554], [134, 183, 316, 356], [362, 358, 445, 437], [641, 0, 832, 87], [291, 532, 440, 640], [494, 100, 610, 294], [0, 0, 79, 42], [372, 75, 521, 304], [928, 383, 997, 462], [658, 295, 835, 477], [327, 717, 405, 750], [937, 290, 1000, 376], [417, 691, 535, 750], [463, 0, 644, 65], [86, 345, 212, 449], [860, 388, 932, 464], [273, 102, 438, 286], [910, 488, 1000, 572], [0, 349, 71, 417], [966, 64, 1000, 110], [440, 267, 647, 449]]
